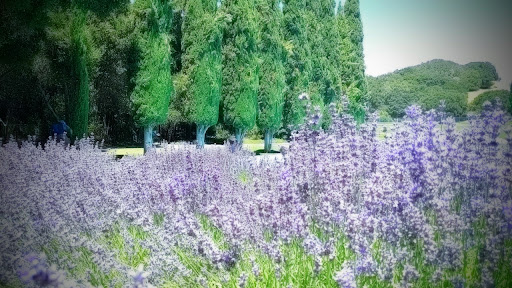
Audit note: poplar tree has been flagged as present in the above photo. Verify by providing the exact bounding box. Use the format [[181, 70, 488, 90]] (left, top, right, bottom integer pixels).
[[309, 0, 340, 128], [256, 0, 285, 152], [181, 0, 224, 148], [221, 0, 259, 145], [44, 2, 104, 141], [131, 0, 174, 153], [341, 0, 366, 120], [282, 0, 329, 131], [282, 0, 313, 131], [67, 9, 90, 140]]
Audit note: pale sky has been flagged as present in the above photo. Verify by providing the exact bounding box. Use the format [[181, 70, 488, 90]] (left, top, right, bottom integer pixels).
[[356, 0, 512, 89]]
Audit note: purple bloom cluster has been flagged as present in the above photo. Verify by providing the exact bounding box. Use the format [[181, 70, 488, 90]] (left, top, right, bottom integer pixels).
[[0, 96, 510, 287], [17, 253, 83, 287], [334, 262, 356, 288], [291, 96, 512, 285]]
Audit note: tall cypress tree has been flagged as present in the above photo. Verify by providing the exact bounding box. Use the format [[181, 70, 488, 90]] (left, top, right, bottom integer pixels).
[[309, 0, 339, 128], [341, 0, 366, 120], [282, 0, 312, 131], [256, 0, 285, 152], [44, 2, 101, 142], [182, 0, 223, 148], [221, 0, 259, 145], [131, 0, 174, 153], [282, 0, 333, 131], [66, 8, 89, 140]]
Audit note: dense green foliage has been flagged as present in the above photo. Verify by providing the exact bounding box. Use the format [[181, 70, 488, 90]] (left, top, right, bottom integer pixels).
[[66, 9, 90, 140], [130, 0, 174, 152], [281, 0, 312, 130], [256, 0, 286, 151], [88, 9, 138, 144], [340, 0, 366, 120], [310, 0, 342, 129], [4, 0, 507, 146], [131, 0, 173, 125], [0, 0, 58, 68], [131, 33, 173, 127], [367, 59, 500, 118], [0, 0, 127, 142], [39, 2, 118, 141], [39, 5, 97, 141], [282, 0, 342, 131], [0, 0, 50, 140], [221, 0, 260, 143], [464, 62, 499, 90], [0, 0, 372, 145], [181, 0, 224, 148], [469, 90, 511, 113]]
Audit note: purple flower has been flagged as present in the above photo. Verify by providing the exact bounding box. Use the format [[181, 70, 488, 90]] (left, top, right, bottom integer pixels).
[[334, 262, 356, 288]]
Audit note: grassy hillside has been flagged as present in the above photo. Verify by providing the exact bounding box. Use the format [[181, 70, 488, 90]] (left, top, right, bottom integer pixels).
[[366, 59, 499, 118]]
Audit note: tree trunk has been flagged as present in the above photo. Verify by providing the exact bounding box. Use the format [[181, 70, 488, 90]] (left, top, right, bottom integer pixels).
[[144, 125, 153, 154], [235, 128, 245, 149], [196, 124, 209, 149], [264, 129, 273, 153]]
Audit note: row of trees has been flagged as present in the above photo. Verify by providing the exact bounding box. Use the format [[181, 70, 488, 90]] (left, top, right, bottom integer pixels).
[[170, 0, 367, 152], [0, 0, 367, 152]]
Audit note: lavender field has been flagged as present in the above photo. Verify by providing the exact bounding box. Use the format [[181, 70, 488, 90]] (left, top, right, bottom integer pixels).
[[1, 100, 512, 288]]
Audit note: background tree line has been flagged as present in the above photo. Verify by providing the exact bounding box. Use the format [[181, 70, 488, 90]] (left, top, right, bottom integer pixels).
[[366, 59, 504, 119], [0, 0, 366, 150]]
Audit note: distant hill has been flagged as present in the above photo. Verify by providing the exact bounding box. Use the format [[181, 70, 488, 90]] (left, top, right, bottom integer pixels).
[[366, 59, 499, 118]]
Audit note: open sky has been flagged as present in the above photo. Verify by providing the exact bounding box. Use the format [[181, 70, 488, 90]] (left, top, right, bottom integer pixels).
[[353, 0, 512, 88]]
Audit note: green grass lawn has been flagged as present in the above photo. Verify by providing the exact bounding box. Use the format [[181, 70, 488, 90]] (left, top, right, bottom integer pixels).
[[242, 138, 287, 144], [107, 148, 144, 156], [242, 138, 289, 153]]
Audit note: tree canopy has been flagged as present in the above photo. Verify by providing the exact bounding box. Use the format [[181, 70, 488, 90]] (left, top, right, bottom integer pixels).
[[1, 0, 375, 145], [340, 0, 366, 120], [130, 0, 174, 152], [469, 90, 511, 113], [181, 0, 224, 148], [256, 0, 286, 151], [221, 0, 260, 143]]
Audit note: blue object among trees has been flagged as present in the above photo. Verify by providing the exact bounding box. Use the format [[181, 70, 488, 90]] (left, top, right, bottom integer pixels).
[[51, 120, 72, 142]]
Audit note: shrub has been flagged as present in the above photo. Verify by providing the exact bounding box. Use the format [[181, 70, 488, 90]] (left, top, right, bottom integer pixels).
[[469, 90, 510, 113], [377, 109, 392, 122]]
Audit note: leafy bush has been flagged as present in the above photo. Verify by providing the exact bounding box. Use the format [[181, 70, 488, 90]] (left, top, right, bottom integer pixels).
[[464, 61, 499, 89], [377, 109, 392, 122], [245, 126, 263, 140], [469, 89, 511, 113]]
